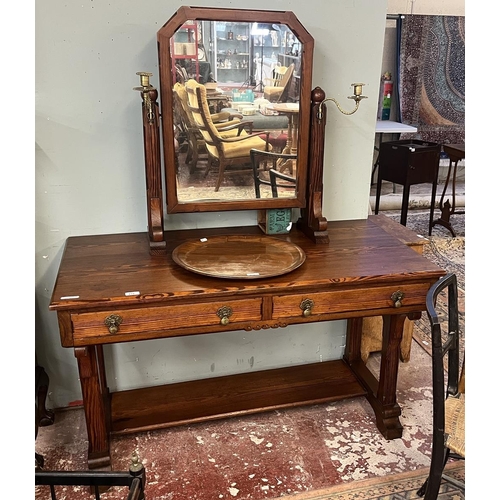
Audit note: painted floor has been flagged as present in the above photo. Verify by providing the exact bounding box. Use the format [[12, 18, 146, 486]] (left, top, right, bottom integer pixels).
[[35, 340, 436, 500]]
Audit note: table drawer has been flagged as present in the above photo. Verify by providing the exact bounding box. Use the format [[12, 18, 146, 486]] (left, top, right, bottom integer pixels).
[[272, 284, 430, 319], [72, 298, 263, 341]]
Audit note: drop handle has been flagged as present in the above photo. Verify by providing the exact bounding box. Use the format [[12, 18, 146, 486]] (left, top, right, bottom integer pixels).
[[391, 291, 404, 308], [300, 298, 314, 317], [217, 306, 233, 326], [104, 314, 123, 334]]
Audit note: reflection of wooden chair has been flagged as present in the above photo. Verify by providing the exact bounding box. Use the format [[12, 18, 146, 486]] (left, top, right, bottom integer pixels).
[[417, 273, 465, 499], [264, 64, 295, 103], [186, 79, 271, 192], [174, 82, 243, 173], [175, 64, 189, 84], [250, 149, 296, 198], [173, 83, 206, 172]]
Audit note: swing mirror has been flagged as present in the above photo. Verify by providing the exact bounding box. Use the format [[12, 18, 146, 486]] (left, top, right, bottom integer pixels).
[[157, 6, 314, 213]]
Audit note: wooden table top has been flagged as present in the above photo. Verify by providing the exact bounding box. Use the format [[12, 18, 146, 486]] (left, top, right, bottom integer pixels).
[[50, 219, 444, 313], [443, 143, 465, 161]]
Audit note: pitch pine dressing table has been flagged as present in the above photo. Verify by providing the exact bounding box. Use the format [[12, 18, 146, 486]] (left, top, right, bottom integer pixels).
[[49, 7, 445, 469]]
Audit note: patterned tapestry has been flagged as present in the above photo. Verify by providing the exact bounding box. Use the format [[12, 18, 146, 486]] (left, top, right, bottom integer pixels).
[[399, 15, 465, 144]]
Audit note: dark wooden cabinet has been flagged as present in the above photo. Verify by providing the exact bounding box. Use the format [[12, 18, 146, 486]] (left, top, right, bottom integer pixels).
[[374, 139, 441, 232]]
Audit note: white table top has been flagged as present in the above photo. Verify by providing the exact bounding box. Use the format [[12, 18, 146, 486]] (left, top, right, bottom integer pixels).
[[376, 120, 418, 134]]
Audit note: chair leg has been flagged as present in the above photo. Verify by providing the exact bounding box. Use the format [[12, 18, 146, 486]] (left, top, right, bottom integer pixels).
[[417, 476, 428, 497], [215, 162, 227, 192], [204, 158, 214, 178], [189, 148, 199, 174], [417, 448, 450, 499]]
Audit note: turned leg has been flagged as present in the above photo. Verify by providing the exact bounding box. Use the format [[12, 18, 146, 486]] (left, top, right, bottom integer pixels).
[[75, 346, 111, 469]]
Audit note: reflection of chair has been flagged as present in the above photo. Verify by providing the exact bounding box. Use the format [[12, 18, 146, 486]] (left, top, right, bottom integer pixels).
[[186, 79, 271, 192], [175, 64, 189, 84], [173, 83, 206, 172], [174, 82, 243, 173], [417, 273, 465, 499], [264, 64, 295, 103], [250, 149, 297, 198], [263, 64, 287, 87]]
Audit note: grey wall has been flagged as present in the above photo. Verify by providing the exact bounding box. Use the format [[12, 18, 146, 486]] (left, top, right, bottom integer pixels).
[[36, 0, 389, 409]]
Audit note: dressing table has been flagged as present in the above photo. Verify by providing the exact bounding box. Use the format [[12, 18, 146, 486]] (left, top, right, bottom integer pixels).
[[49, 7, 445, 469]]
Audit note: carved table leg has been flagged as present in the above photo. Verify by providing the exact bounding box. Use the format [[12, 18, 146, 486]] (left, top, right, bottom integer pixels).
[[346, 314, 406, 440], [75, 346, 111, 469]]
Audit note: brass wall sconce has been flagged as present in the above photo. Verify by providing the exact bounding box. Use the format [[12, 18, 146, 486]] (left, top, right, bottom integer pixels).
[[317, 83, 367, 119]]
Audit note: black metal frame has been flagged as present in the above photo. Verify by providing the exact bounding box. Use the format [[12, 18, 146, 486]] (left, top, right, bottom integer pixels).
[[417, 273, 464, 499], [35, 458, 146, 500]]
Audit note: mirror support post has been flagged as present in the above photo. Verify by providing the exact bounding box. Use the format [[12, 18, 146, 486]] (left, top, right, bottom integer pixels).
[[136, 80, 167, 254], [296, 87, 329, 244]]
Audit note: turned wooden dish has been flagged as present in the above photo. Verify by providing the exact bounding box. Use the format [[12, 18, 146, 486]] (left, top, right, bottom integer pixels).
[[172, 235, 306, 279]]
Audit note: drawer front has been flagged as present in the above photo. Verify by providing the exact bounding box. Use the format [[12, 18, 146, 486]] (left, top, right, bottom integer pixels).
[[72, 298, 262, 342], [406, 158, 438, 184], [272, 284, 430, 320]]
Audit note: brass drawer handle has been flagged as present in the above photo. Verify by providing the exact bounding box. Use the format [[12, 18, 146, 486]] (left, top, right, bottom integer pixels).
[[300, 298, 314, 317], [217, 306, 233, 326], [391, 291, 404, 308], [104, 314, 123, 334]]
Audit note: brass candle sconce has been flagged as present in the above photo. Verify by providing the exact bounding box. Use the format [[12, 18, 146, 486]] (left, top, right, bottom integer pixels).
[[317, 83, 367, 119], [133, 71, 156, 123]]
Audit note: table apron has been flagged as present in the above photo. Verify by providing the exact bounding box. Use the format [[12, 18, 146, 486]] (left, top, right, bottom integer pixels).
[[62, 282, 430, 347]]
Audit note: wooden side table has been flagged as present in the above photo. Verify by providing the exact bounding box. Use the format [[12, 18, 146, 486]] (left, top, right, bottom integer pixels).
[[371, 121, 418, 185], [374, 139, 441, 235], [431, 143, 465, 237]]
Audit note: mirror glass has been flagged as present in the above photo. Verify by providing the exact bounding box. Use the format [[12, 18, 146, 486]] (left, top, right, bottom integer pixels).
[[158, 7, 313, 213]]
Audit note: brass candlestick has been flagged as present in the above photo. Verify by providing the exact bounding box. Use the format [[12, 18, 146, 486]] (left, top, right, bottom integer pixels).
[[133, 71, 156, 123]]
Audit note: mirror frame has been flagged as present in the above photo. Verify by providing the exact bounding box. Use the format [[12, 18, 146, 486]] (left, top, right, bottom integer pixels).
[[157, 6, 314, 214]]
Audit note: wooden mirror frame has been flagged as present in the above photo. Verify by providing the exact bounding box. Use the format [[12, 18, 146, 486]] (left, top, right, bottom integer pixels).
[[158, 7, 313, 213], [138, 6, 328, 253]]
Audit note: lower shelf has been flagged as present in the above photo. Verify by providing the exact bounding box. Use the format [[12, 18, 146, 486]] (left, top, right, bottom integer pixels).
[[110, 359, 366, 434]]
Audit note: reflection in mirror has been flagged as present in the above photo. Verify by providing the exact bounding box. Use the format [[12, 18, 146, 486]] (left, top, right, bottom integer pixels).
[[157, 7, 313, 214], [171, 20, 302, 203]]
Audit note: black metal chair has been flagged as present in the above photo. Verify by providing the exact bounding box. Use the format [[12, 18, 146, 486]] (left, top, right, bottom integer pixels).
[[250, 149, 297, 198], [417, 273, 465, 499], [35, 452, 146, 500]]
